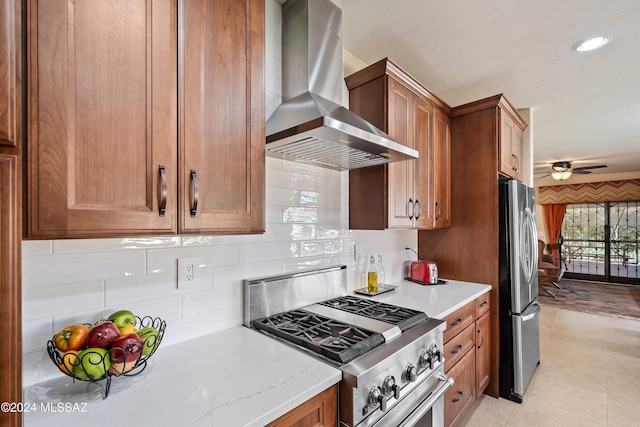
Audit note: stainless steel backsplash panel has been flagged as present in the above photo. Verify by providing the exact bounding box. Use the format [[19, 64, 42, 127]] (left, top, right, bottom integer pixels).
[[243, 265, 347, 327]]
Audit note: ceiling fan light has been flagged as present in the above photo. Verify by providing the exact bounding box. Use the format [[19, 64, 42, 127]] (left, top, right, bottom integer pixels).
[[574, 36, 610, 52], [551, 171, 572, 180], [552, 161, 571, 172]]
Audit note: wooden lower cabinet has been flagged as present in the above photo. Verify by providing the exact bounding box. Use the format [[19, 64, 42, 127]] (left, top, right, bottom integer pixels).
[[444, 347, 476, 427], [265, 385, 338, 427], [475, 311, 491, 395], [442, 293, 491, 427]]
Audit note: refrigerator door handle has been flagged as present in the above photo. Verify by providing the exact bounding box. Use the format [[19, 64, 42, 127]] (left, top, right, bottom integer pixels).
[[522, 302, 541, 322]]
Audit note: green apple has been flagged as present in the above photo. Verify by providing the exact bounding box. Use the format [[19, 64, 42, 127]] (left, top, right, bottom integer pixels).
[[137, 327, 160, 356], [107, 310, 137, 329], [73, 347, 110, 380]]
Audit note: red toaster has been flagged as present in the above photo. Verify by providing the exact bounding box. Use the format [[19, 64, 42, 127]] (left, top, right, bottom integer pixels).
[[410, 261, 438, 284]]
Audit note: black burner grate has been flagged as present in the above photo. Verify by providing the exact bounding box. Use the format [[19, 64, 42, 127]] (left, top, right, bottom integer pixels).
[[318, 296, 428, 331], [253, 309, 384, 364]]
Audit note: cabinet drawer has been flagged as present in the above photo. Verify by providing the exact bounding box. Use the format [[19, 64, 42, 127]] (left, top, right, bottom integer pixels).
[[444, 347, 476, 427], [475, 292, 490, 319], [443, 301, 475, 343], [444, 323, 475, 373]]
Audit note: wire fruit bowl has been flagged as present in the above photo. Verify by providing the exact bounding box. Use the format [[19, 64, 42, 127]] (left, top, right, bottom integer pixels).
[[46, 316, 166, 398]]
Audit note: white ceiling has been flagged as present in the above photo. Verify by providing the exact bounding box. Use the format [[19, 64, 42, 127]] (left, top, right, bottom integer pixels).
[[332, 0, 640, 178]]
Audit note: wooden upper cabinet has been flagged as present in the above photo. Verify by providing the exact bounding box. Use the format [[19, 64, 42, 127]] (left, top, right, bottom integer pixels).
[[1, 0, 21, 148], [179, 0, 264, 234], [432, 107, 451, 228], [27, 0, 178, 238], [26, 0, 265, 238], [452, 94, 527, 183], [499, 108, 525, 181], [387, 79, 416, 229], [347, 58, 451, 230], [413, 97, 434, 229]]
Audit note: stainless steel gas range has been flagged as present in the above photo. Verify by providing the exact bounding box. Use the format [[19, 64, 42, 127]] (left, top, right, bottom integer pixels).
[[244, 266, 453, 427]]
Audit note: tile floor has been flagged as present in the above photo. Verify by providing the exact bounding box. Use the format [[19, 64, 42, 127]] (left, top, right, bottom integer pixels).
[[463, 306, 640, 427]]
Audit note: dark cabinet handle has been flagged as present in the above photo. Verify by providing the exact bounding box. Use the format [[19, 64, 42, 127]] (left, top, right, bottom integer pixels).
[[450, 318, 462, 327], [435, 201, 441, 221], [415, 200, 421, 220], [512, 153, 520, 171], [451, 344, 463, 355], [408, 198, 414, 220], [190, 169, 199, 217], [478, 328, 485, 349], [158, 165, 167, 217], [479, 301, 488, 308], [452, 391, 463, 403]]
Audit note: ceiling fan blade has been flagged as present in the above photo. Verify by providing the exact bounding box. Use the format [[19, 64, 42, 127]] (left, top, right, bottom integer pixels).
[[572, 164, 607, 172], [534, 172, 551, 178], [572, 170, 592, 175]]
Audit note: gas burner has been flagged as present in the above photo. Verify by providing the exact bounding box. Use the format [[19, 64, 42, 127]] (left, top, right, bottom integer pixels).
[[253, 310, 384, 364], [318, 296, 428, 331]]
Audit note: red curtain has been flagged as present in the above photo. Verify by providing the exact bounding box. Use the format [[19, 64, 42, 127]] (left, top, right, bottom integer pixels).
[[543, 204, 567, 258]]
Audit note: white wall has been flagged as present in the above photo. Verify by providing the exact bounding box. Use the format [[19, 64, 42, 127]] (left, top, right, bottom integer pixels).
[[21, 0, 418, 388]]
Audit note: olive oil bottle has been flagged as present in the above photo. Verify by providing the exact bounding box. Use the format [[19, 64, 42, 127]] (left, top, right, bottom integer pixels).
[[367, 255, 378, 294]]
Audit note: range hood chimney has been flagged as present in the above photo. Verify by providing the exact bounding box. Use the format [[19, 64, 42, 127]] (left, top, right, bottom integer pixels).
[[266, 0, 418, 171]]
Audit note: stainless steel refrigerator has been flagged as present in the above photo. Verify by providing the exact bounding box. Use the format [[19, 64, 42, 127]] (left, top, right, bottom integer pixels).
[[498, 179, 540, 403]]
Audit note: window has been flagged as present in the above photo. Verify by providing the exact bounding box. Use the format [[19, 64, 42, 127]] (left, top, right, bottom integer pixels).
[[561, 201, 640, 283]]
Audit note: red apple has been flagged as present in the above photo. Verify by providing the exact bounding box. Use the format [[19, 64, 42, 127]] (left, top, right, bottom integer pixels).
[[109, 333, 144, 375], [87, 321, 120, 349]]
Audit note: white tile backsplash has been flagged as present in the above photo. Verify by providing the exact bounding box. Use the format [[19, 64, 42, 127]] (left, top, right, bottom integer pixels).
[[23, 251, 147, 288], [21, 0, 419, 387], [23, 280, 104, 320]]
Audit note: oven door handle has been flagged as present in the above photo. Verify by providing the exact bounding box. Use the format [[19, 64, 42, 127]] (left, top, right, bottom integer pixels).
[[398, 373, 454, 427]]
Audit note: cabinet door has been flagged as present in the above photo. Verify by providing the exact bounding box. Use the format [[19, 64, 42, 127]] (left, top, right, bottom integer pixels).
[[0, 155, 21, 427], [387, 79, 415, 229], [444, 348, 476, 427], [414, 97, 433, 229], [476, 311, 491, 395], [433, 108, 451, 228], [265, 385, 337, 427], [498, 112, 514, 178], [511, 124, 524, 182], [179, 0, 264, 234], [27, 0, 177, 238], [0, 0, 20, 148], [499, 111, 525, 181]]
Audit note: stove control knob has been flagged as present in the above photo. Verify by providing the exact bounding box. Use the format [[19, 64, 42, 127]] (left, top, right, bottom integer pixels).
[[418, 350, 432, 370], [368, 386, 386, 412], [382, 375, 399, 399], [404, 363, 417, 382], [428, 344, 442, 364]]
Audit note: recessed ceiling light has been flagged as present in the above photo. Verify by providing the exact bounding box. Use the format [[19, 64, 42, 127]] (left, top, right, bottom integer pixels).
[[574, 36, 610, 52]]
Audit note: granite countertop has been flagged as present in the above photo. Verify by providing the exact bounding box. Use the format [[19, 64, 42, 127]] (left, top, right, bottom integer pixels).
[[22, 279, 490, 426]]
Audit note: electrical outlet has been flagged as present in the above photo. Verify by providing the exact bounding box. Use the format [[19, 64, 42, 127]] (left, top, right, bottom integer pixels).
[[178, 257, 200, 289]]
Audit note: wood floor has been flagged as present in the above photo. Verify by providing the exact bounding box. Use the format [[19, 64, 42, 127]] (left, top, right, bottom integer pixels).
[[462, 306, 640, 427]]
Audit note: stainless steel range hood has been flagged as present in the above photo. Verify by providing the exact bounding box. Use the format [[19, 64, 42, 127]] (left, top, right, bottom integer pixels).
[[266, 0, 418, 171]]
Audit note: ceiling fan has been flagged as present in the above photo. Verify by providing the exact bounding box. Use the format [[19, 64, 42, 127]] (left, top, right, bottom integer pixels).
[[536, 161, 607, 180]]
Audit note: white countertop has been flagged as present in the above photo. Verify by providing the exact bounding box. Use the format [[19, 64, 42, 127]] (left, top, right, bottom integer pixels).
[[23, 327, 341, 427], [22, 279, 489, 427], [371, 278, 491, 319]]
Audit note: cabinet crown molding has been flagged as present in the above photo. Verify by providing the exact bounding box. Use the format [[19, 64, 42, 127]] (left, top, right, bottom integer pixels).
[[450, 94, 528, 130], [345, 57, 451, 114]]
